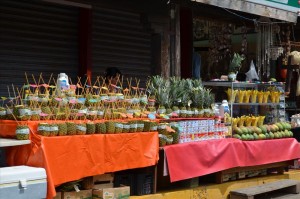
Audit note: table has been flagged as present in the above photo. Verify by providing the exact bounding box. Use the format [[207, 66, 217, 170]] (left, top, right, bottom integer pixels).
[[0, 120, 159, 199], [0, 138, 30, 147], [164, 138, 300, 182]]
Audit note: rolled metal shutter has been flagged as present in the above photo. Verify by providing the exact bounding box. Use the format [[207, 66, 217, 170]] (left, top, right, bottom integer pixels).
[[92, 6, 152, 87], [0, 0, 79, 97]]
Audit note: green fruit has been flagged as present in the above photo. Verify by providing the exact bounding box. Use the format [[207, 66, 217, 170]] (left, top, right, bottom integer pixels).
[[248, 127, 254, 134], [253, 133, 258, 140], [269, 132, 274, 139], [274, 132, 279, 139], [240, 127, 248, 134], [233, 134, 241, 140], [249, 134, 254, 141], [256, 127, 262, 135], [286, 123, 292, 130], [233, 127, 243, 135], [266, 125, 272, 133], [241, 134, 247, 141], [245, 134, 251, 140], [259, 126, 267, 134], [258, 134, 265, 140], [289, 131, 293, 137], [276, 123, 283, 131], [265, 133, 270, 139]]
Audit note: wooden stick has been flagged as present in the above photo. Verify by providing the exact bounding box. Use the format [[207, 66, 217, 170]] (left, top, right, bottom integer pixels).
[[5, 104, 20, 125]]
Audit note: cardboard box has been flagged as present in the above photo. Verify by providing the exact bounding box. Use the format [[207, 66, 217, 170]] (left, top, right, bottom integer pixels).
[[62, 190, 92, 199], [92, 186, 130, 199], [54, 192, 62, 199]]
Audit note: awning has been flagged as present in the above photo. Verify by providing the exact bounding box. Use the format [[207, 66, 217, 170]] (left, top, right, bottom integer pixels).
[[193, 0, 299, 23]]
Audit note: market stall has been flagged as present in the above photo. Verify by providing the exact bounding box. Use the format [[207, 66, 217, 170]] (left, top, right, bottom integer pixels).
[[164, 138, 300, 182], [0, 120, 159, 199]]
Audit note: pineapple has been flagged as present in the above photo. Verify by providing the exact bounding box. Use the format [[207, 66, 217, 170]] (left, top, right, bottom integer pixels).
[[66, 122, 77, 135], [137, 121, 144, 132], [179, 106, 187, 118], [96, 108, 105, 120], [186, 107, 193, 118], [150, 121, 158, 132], [158, 134, 167, 147], [96, 122, 106, 134], [169, 77, 184, 117], [76, 123, 86, 135], [16, 125, 30, 140], [166, 135, 173, 145], [122, 122, 130, 133], [58, 122, 67, 136], [6, 107, 14, 120], [129, 120, 137, 133], [31, 108, 41, 121], [41, 105, 52, 120], [0, 107, 6, 119], [86, 107, 97, 120], [158, 123, 168, 135], [114, 122, 123, 133], [38, 123, 50, 136], [171, 125, 179, 144], [14, 105, 31, 121], [86, 121, 96, 134], [143, 120, 151, 132], [106, 121, 115, 134], [49, 124, 59, 136]]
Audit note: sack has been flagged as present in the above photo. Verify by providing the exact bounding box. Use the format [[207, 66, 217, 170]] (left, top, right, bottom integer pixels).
[[245, 60, 259, 81]]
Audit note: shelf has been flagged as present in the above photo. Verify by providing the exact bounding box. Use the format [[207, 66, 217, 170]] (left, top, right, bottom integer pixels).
[[0, 138, 30, 147], [203, 81, 284, 88], [229, 103, 280, 106]]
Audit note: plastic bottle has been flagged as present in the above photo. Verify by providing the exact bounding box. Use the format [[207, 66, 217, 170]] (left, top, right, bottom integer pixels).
[[56, 73, 70, 96], [219, 100, 230, 118]]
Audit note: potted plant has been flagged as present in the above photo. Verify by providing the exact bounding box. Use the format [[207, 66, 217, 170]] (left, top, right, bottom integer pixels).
[[228, 53, 244, 81]]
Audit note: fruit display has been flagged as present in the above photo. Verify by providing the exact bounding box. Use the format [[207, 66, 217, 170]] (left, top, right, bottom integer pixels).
[[226, 87, 282, 103], [232, 121, 292, 141]]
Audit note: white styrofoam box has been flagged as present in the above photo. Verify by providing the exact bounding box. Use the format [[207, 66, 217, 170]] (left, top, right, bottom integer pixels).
[[0, 166, 47, 199]]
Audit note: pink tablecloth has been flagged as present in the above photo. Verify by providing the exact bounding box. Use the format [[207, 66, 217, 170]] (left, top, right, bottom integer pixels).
[[164, 138, 300, 182]]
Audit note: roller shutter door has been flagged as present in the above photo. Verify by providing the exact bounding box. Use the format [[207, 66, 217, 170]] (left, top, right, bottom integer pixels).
[[92, 6, 152, 87], [0, 0, 79, 98]]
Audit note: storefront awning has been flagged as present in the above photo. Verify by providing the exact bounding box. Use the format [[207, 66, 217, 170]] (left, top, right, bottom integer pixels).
[[193, 0, 299, 23]]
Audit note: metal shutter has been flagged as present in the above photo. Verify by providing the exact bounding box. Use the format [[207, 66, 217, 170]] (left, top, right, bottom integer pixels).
[[0, 0, 79, 98], [92, 6, 152, 87]]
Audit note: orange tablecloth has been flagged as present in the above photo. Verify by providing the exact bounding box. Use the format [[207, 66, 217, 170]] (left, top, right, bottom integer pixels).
[[164, 138, 300, 182], [0, 121, 159, 199]]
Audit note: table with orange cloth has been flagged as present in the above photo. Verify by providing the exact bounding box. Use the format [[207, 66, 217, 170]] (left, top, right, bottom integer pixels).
[[0, 120, 159, 199], [164, 138, 300, 183]]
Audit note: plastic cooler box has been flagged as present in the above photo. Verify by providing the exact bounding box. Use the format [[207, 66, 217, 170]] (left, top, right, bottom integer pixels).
[[0, 166, 47, 199]]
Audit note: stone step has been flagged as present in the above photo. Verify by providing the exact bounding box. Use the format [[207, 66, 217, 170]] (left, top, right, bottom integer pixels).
[[230, 179, 300, 199]]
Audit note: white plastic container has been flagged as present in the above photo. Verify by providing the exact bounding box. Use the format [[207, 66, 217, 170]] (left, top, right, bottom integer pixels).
[[0, 166, 47, 199], [56, 73, 70, 95], [219, 100, 230, 118]]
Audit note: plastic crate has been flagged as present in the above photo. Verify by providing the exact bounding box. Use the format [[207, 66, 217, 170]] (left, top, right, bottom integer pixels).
[[113, 173, 134, 195], [134, 173, 153, 195]]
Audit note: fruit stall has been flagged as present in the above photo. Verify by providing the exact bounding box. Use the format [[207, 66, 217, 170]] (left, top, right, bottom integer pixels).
[[0, 73, 300, 199]]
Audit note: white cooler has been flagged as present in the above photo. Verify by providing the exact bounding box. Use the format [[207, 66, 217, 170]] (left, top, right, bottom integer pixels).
[[0, 166, 47, 199]]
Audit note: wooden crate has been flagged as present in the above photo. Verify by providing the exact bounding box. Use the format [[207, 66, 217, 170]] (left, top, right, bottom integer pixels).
[[216, 160, 294, 183]]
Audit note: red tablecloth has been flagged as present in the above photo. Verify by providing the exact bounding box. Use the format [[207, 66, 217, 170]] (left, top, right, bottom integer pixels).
[[1, 120, 159, 199], [164, 138, 300, 182]]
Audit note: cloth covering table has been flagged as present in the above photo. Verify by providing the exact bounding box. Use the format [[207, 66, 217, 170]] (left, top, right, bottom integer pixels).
[[0, 120, 159, 199], [164, 138, 300, 182]]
